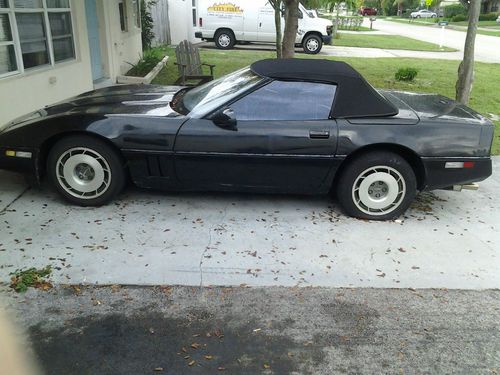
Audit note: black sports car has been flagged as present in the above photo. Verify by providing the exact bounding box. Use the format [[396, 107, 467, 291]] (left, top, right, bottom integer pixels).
[[0, 59, 494, 220]]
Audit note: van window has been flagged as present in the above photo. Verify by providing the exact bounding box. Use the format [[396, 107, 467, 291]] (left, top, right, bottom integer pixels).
[[230, 81, 336, 121]]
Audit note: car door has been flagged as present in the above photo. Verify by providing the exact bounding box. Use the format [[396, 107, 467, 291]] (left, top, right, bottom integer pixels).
[[174, 80, 339, 193]]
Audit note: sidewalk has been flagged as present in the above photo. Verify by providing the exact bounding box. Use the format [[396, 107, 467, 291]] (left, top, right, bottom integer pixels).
[[200, 43, 464, 61]]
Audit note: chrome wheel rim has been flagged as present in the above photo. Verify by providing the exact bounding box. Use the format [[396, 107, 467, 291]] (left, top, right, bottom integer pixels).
[[306, 38, 319, 51], [56, 147, 111, 200], [352, 166, 406, 216], [218, 34, 231, 47]]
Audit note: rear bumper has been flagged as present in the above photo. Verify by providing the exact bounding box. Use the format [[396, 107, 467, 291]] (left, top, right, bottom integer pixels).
[[422, 157, 492, 191], [195, 31, 203, 39]]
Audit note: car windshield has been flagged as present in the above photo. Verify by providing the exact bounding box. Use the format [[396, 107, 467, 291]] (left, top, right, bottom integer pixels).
[[178, 68, 263, 117]]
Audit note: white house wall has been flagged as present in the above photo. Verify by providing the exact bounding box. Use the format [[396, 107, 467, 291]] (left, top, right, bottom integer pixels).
[[0, 0, 93, 125], [102, 0, 143, 77]]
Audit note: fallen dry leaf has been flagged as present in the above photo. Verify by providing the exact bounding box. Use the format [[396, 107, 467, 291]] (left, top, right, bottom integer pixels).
[[191, 342, 201, 349]]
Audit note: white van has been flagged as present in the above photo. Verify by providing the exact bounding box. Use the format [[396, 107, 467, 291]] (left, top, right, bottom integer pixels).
[[195, 1, 333, 54]]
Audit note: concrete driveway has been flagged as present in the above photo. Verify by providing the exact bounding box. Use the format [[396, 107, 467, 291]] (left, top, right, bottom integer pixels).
[[0, 157, 498, 290]]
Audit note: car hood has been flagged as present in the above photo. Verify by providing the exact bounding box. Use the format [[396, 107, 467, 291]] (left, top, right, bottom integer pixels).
[[1, 84, 184, 133], [47, 84, 184, 117]]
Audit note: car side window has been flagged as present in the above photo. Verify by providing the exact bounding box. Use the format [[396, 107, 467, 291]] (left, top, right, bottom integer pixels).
[[230, 80, 336, 121]]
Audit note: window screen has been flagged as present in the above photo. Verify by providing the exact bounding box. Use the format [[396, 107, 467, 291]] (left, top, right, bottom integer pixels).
[[230, 80, 336, 121], [49, 12, 74, 61], [16, 13, 49, 69]]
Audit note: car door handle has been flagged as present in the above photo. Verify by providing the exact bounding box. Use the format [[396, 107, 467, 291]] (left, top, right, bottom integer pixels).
[[309, 130, 330, 139]]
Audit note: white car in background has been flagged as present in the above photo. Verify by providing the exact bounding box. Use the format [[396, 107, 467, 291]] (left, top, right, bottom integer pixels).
[[410, 9, 438, 18], [496, 15, 500, 23]]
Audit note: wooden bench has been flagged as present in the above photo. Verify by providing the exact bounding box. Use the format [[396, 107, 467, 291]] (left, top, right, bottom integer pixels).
[[174, 40, 215, 86]]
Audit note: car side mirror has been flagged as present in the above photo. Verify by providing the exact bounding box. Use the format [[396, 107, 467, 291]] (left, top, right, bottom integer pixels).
[[212, 108, 237, 131]]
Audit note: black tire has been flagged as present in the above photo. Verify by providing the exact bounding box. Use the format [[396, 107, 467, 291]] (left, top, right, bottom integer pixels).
[[47, 135, 126, 207], [214, 29, 236, 49], [302, 34, 323, 54], [336, 151, 417, 221]]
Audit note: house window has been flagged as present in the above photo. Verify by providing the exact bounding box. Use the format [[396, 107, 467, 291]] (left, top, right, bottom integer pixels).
[[192, 0, 196, 26], [49, 11, 74, 61], [132, 0, 140, 28], [16, 12, 50, 68], [0, 0, 75, 78], [119, 0, 128, 32], [0, 12, 18, 74]]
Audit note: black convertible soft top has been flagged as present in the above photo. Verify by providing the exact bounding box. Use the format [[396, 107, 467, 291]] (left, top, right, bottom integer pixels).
[[250, 59, 399, 119]]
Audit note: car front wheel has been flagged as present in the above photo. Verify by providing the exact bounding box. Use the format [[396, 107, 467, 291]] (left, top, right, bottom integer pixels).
[[303, 34, 323, 54], [47, 135, 126, 206], [336, 151, 417, 220]]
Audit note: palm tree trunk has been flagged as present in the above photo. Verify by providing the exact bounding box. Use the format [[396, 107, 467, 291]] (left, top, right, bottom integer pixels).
[[455, 0, 481, 104]]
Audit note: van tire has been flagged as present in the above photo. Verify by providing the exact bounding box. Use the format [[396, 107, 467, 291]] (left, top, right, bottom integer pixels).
[[214, 29, 236, 49], [302, 34, 322, 54]]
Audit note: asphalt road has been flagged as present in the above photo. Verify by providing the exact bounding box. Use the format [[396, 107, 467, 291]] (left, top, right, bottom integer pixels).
[[373, 19, 500, 63], [2, 285, 500, 375]]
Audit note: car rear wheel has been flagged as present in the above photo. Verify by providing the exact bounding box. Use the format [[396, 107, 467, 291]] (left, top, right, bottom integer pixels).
[[214, 29, 235, 49], [303, 34, 323, 54], [336, 151, 417, 220], [47, 135, 125, 206]]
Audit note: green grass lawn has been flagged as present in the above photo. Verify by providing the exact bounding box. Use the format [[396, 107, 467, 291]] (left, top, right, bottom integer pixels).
[[333, 33, 456, 51], [153, 47, 500, 154]]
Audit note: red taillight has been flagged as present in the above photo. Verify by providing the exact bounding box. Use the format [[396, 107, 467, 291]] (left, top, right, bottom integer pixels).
[[199, 17, 203, 27], [463, 161, 475, 168]]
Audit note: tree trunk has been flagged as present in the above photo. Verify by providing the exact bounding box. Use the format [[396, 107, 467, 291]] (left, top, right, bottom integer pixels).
[[282, 0, 299, 59], [455, 0, 481, 104], [333, 4, 340, 38], [274, 4, 283, 58]]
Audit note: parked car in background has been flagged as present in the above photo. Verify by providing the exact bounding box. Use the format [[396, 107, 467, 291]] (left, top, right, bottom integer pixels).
[[359, 6, 378, 16], [496, 15, 500, 23], [0, 59, 493, 220], [195, 0, 333, 54], [410, 9, 437, 18]]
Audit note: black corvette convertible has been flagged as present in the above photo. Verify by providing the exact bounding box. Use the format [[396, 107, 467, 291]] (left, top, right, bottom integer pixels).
[[0, 59, 494, 220]]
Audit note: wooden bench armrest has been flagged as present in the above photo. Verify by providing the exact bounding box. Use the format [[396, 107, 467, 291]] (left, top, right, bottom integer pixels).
[[201, 63, 216, 77]]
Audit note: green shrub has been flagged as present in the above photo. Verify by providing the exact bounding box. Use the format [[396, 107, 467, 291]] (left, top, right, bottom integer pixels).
[[479, 12, 499, 21], [451, 14, 467, 22], [395, 67, 418, 82], [126, 48, 164, 77], [443, 3, 467, 18], [141, 0, 157, 50]]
